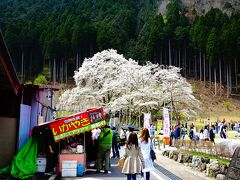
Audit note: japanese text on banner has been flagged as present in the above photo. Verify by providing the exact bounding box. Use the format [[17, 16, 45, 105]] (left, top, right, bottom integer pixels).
[[163, 108, 170, 136]]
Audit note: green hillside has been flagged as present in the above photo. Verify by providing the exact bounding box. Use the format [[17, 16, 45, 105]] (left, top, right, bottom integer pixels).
[[0, 0, 240, 99]]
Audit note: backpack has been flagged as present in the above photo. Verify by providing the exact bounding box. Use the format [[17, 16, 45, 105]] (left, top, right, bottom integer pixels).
[[189, 129, 194, 139], [113, 131, 120, 143], [116, 133, 121, 143]]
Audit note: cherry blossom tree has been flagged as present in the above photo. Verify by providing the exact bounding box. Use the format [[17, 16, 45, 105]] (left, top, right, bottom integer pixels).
[[58, 49, 200, 119]]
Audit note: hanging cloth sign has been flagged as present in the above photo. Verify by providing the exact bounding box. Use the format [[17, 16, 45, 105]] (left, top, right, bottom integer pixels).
[[144, 113, 151, 129], [163, 107, 170, 137]]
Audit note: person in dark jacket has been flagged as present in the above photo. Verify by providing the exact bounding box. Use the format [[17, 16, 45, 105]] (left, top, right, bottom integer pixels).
[[169, 126, 175, 146], [174, 124, 181, 140], [45, 134, 59, 174], [209, 125, 215, 143], [111, 127, 120, 158], [189, 126, 194, 141]]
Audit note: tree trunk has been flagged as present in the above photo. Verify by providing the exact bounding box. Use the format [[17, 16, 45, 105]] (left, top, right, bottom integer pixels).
[[203, 53, 206, 87], [199, 51, 202, 81], [76, 52, 79, 70], [224, 62, 227, 83], [21, 51, 24, 83], [154, 50, 157, 64], [178, 47, 181, 68], [160, 47, 163, 65], [61, 58, 64, 83], [90, 41, 94, 57], [209, 60, 211, 90], [168, 39, 171, 65], [57, 60, 59, 82], [227, 64, 229, 98], [175, 48, 178, 67], [214, 67, 217, 95], [229, 64, 232, 95], [48, 59, 50, 81], [65, 60, 68, 83], [163, 46, 166, 64], [173, 48, 176, 66], [80, 51, 82, 66], [184, 42, 187, 77], [206, 56, 208, 80], [195, 55, 197, 79], [59, 61, 61, 82], [29, 51, 32, 80], [53, 58, 56, 84], [188, 53, 191, 75], [219, 60, 222, 96], [235, 58, 238, 92]]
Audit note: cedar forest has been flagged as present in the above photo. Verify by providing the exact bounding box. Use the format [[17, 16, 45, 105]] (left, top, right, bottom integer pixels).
[[0, 0, 240, 96]]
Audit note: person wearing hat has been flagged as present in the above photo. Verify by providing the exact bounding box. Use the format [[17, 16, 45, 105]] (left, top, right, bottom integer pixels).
[[96, 124, 113, 173]]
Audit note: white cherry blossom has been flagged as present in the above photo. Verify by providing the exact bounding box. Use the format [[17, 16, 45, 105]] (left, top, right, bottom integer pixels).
[[58, 49, 201, 117]]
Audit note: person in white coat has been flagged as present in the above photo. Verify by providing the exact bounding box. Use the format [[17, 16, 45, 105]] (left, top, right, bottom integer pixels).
[[139, 128, 155, 180]]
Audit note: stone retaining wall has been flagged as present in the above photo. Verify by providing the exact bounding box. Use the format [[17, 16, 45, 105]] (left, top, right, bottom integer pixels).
[[162, 150, 229, 180]]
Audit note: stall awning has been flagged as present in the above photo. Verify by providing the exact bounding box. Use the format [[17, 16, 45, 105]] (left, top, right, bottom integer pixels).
[[33, 108, 106, 142]]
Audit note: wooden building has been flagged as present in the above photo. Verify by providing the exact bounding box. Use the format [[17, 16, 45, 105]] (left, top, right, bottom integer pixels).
[[0, 31, 21, 168], [0, 32, 58, 168]]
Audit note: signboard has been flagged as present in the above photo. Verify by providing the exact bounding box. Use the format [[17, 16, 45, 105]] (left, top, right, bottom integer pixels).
[[144, 113, 151, 129], [163, 108, 170, 136], [88, 108, 105, 123], [49, 108, 105, 142], [157, 119, 163, 134]]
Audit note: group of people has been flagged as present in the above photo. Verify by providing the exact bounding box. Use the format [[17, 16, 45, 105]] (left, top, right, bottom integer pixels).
[[215, 120, 228, 139], [92, 125, 155, 180], [170, 119, 232, 146], [198, 125, 215, 142], [199, 120, 228, 141]]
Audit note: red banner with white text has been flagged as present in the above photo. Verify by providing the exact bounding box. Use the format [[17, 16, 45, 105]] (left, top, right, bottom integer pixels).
[[49, 108, 105, 142]]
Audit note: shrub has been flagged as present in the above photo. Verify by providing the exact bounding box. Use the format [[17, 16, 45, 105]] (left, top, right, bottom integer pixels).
[[191, 83, 197, 92], [223, 101, 230, 110], [34, 74, 48, 85], [42, 66, 50, 80]]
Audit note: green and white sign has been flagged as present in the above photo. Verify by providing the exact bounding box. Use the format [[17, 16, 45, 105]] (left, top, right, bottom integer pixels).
[[53, 120, 106, 141]]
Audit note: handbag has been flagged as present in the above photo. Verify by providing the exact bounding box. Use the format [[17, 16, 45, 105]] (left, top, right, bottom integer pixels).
[[117, 157, 126, 168], [150, 141, 156, 161], [150, 148, 156, 161]]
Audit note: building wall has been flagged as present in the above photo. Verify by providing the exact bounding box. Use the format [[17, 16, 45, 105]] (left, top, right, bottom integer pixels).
[[0, 89, 20, 167], [0, 90, 20, 117], [18, 104, 31, 150], [0, 117, 17, 168], [39, 89, 55, 122], [30, 92, 39, 130]]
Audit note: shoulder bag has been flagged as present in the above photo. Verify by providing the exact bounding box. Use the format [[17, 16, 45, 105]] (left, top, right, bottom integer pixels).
[[150, 141, 156, 161]]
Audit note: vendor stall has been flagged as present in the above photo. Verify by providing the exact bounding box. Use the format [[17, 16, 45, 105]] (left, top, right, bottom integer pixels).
[[32, 108, 106, 177]]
